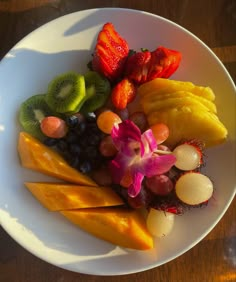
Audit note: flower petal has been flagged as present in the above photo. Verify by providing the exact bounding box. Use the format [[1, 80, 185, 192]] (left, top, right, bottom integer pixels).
[[111, 120, 141, 154], [141, 129, 157, 156], [128, 171, 144, 198], [109, 144, 138, 184], [109, 120, 176, 198], [137, 154, 176, 177]]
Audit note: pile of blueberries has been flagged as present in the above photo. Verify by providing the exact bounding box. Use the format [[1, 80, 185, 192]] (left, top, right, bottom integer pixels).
[[43, 114, 106, 174]]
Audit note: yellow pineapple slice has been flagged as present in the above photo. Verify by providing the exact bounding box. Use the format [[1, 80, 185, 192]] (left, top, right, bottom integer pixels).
[[140, 91, 217, 114], [147, 105, 227, 148], [138, 78, 215, 101], [141, 92, 216, 115]]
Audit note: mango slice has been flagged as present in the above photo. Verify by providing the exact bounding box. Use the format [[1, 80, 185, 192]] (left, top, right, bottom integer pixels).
[[25, 182, 124, 211], [61, 207, 154, 250], [148, 105, 228, 148], [18, 132, 97, 186], [138, 77, 215, 101]]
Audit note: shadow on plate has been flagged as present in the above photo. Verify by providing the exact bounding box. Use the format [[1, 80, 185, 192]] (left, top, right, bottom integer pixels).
[[63, 8, 134, 37]]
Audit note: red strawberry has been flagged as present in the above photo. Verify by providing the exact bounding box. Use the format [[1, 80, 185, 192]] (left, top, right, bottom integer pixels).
[[125, 46, 181, 84], [124, 50, 151, 84], [148, 46, 182, 80], [92, 23, 129, 81], [111, 78, 136, 110]]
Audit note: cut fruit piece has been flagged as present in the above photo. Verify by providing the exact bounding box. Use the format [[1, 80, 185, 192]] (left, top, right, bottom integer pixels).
[[61, 207, 154, 250], [18, 132, 97, 186], [81, 71, 111, 113], [141, 93, 213, 115], [40, 116, 68, 139], [175, 172, 213, 205], [146, 208, 175, 237], [25, 182, 124, 211], [46, 72, 86, 114], [147, 105, 228, 148], [92, 22, 129, 81], [138, 78, 215, 101], [19, 94, 55, 140], [97, 110, 122, 134], [140, 90, 217, 113]]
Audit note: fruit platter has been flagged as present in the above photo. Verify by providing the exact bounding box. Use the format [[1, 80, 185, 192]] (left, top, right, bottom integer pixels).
[[0, 8, 235, 275]]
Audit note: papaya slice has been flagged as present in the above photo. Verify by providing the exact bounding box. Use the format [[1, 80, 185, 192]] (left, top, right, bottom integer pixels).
[[61, 207, 154, 250], [18, 132, 97, 186], [24, 182, 124, 211]]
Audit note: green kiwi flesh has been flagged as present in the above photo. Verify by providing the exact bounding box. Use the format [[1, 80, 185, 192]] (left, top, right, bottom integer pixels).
[[46, 72, 86, 114], [19, 94, 54, 139], [81, 71, 111, 113]]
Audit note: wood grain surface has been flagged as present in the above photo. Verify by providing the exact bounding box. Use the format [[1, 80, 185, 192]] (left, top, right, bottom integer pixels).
[[0, 1, 235, 281]]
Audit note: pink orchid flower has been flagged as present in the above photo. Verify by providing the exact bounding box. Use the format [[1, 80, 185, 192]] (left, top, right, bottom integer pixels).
[[109, 120, 176, 197]]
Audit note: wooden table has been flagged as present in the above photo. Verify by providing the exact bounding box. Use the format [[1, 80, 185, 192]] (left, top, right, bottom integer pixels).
[[0, 1, 235, 281]]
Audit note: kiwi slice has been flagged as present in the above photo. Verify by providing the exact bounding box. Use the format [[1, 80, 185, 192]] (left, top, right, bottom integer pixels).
[[46, 72, 86, 114], [19, 94, 54, 139], [81, 71, 111, 113]]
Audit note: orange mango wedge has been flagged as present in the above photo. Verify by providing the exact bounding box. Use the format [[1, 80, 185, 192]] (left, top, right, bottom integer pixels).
[[25, 182, 124, 211], [18, 132, 97, 186], [61, 207, 154, 250]]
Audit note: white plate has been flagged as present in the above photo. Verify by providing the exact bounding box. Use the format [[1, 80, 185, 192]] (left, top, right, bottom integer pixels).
[[0, 8, 235, 276]]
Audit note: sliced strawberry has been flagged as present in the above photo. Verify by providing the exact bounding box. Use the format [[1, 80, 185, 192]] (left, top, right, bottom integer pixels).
[[92, 23, 129, 81], [125, 46, 181, 84], [148, 46, 182, 80], [125, 50, 151, 84], [111, 78, 137, 110]]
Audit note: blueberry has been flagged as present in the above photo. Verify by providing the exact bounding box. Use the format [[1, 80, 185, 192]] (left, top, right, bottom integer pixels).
[[86, 114, 96, 123], [66, 115, 79, 128], [66, 132, 78, 144], [57, 139, 68, 151], [69, 155, 80, 168], [43, 138, 59, 147], [79, 161, 92, 174], [85, 146, 98, 159], [87, 122, 99, 132], [76, 122, 86, 136], [69, 143, 81, 155], [66, 113, 85, 127], [79, 136, 89, 148], [87, 134, 101, 146]]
